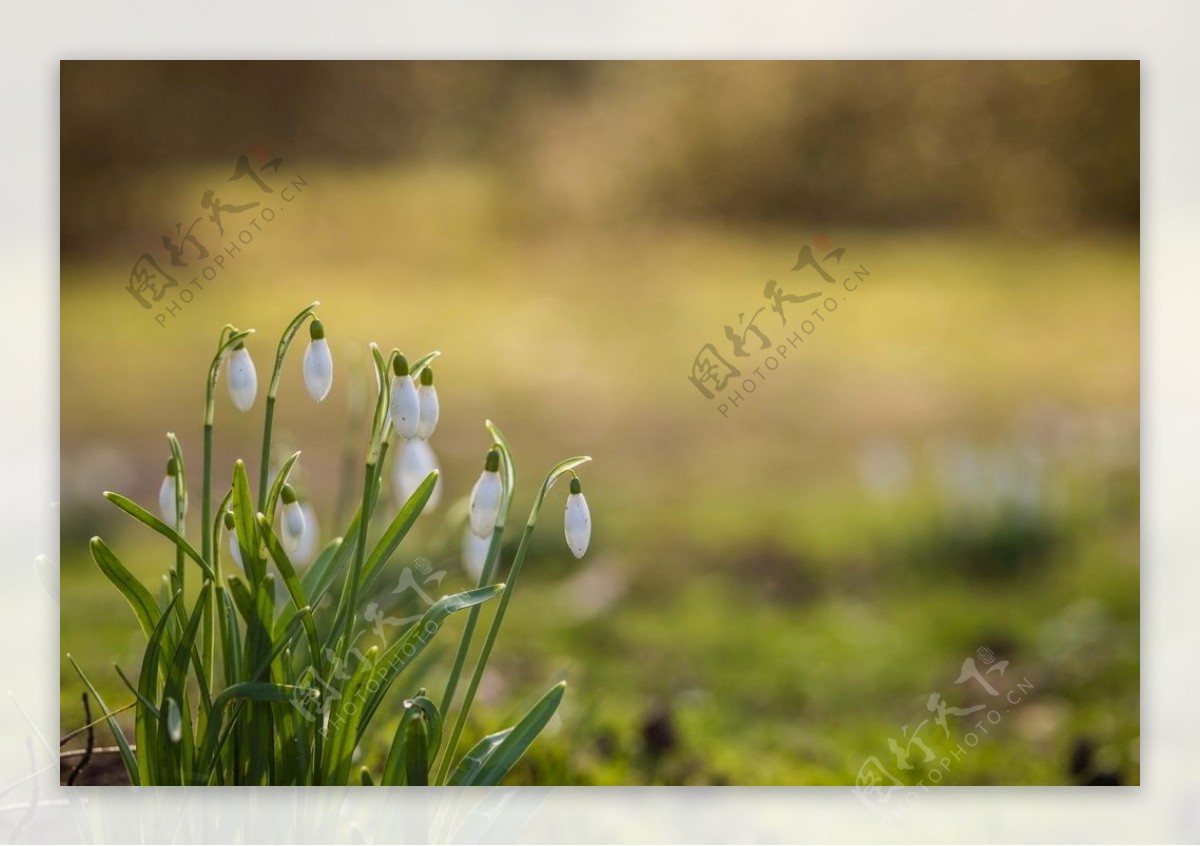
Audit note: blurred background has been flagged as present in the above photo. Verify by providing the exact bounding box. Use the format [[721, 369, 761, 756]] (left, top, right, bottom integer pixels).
[[60, 61, 1139, 785]]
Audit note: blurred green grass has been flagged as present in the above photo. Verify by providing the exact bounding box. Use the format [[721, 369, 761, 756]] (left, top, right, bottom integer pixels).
[[60, 164, 1138, 785]]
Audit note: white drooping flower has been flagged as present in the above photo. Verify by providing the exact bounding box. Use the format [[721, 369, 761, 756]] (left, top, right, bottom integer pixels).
[[416, 367, 439, 439], [388, 353, 420, 440], [392, 437, 442, 510], [227, 343, 258, 411], [468, 449, 503, 538], [224, 511, 243, 570], [564, 476, 591, 559], [280, 485, 306, 552], [302, 318, 333, 402], [292, 503, 320, 567], [158, 457, 185, 523], [462, 524, 490, 583]]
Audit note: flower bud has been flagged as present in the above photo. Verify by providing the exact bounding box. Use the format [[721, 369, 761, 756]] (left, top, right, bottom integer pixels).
[[468, 449, 503, 538], [416, 367, 440, 440], [227, 343, 258, 411], [564, 476, 591, 559], [388, 353, 420, 440], [302, 318, 333, 402], [158, 457, 185, 523], [281, 484, 306, 552]]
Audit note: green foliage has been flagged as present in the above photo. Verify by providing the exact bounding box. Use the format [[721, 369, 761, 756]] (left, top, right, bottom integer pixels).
[[71, 305, 586, 786]]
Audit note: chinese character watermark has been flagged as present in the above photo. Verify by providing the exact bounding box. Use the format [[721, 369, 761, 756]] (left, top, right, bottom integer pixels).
[[687, 236, 871, 418]]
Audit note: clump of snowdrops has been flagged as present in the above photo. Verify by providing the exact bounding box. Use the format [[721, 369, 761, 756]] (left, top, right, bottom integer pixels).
[[68, 302, 592, 786]]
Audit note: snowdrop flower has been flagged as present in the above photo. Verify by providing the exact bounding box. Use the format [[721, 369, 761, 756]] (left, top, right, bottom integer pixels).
[[388, 353, 420, 440], [462, 525, 490, 583], [564, 476, 591, 559], [468, 449, 503, 538], [292, 503, 320, 567], [158, 457, 185, 523], [392, 437, 442, 510], [224, 511, 243, 569], [227, 342, 258, 411], [416, 367, 439, 439], [302, 318, 333, 402], [280, 485, 306, 552]]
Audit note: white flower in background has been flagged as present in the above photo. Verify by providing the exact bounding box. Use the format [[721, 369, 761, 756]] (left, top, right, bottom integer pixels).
[[468, 449, 503, 538], [302, 318, 333, 402], [227, 343, 258, 411], [158, 457, 185, 523], [166, 698, 183, 744], [564, 476, 591, 559], [462, 525, 490, 583], [280, 485, 306, 552], [416, 367, 439, 439], [392, 437, 442, 510], [388, 353, 420, 440], [224, 511, 243, 570], [292, 503, 320, 567]]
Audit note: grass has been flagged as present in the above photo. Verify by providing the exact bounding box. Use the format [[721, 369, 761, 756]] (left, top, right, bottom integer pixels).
[[60, 163, 1138, 785]]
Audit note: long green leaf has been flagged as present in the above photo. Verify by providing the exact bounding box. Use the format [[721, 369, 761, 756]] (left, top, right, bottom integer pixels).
[[263, 451, 301, 526], [257, 514, 323, 681], [67, 656, 140, 784], [447, 728, 512, 786], [103, 493, 214, 580], [135, 591, 182, 785], [356, 585, 504, 741], [197, 682, 316, 777], [455, 682, 565, 786], [231, 460, 264, 585], [360, 470, 437, 593], [381, 694, 442, 786], [405, 709, 430, 786], [161, 587, 211, 783], [88, 537, 160, 639]]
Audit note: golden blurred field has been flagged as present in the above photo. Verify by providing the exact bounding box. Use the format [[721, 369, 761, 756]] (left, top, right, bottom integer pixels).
[[60, 61, 1139, 785]]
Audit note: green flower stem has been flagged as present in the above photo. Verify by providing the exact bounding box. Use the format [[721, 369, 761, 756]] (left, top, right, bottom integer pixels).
[[434, 425, 515, 779], [256, 396, 276, 511], [203, 325, 253, 559], [341, 460, 377, 654], [432, 525, 505, 776], [435, 454, 590, 785], [257, 302, 318, 511]]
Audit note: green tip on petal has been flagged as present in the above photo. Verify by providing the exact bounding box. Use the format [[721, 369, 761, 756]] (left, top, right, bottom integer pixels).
[[392, 353, 410, 377], [223, 511, 235, 530], [166, 457, 178, 476], [281, 484, 298, 504], [485, 448, 500, 472], [309, 318, 325, 340], [420, 367, 434, 386], [570, 476, 582, 495]]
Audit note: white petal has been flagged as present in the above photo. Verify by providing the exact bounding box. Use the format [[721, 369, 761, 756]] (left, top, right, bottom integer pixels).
[[462, 526, 490, 583], [282, 501, 306, 551], [417, 384, 440, 439], [302, 338, 333, 402], [227, 347, 258, 411], [397, 438, 441, 511], [564, 492, 591, 558], [293, 504, 320, 567], [389, 376, 420, 439], [159, 475, 178, 523], [468, 470, 502, 538]]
